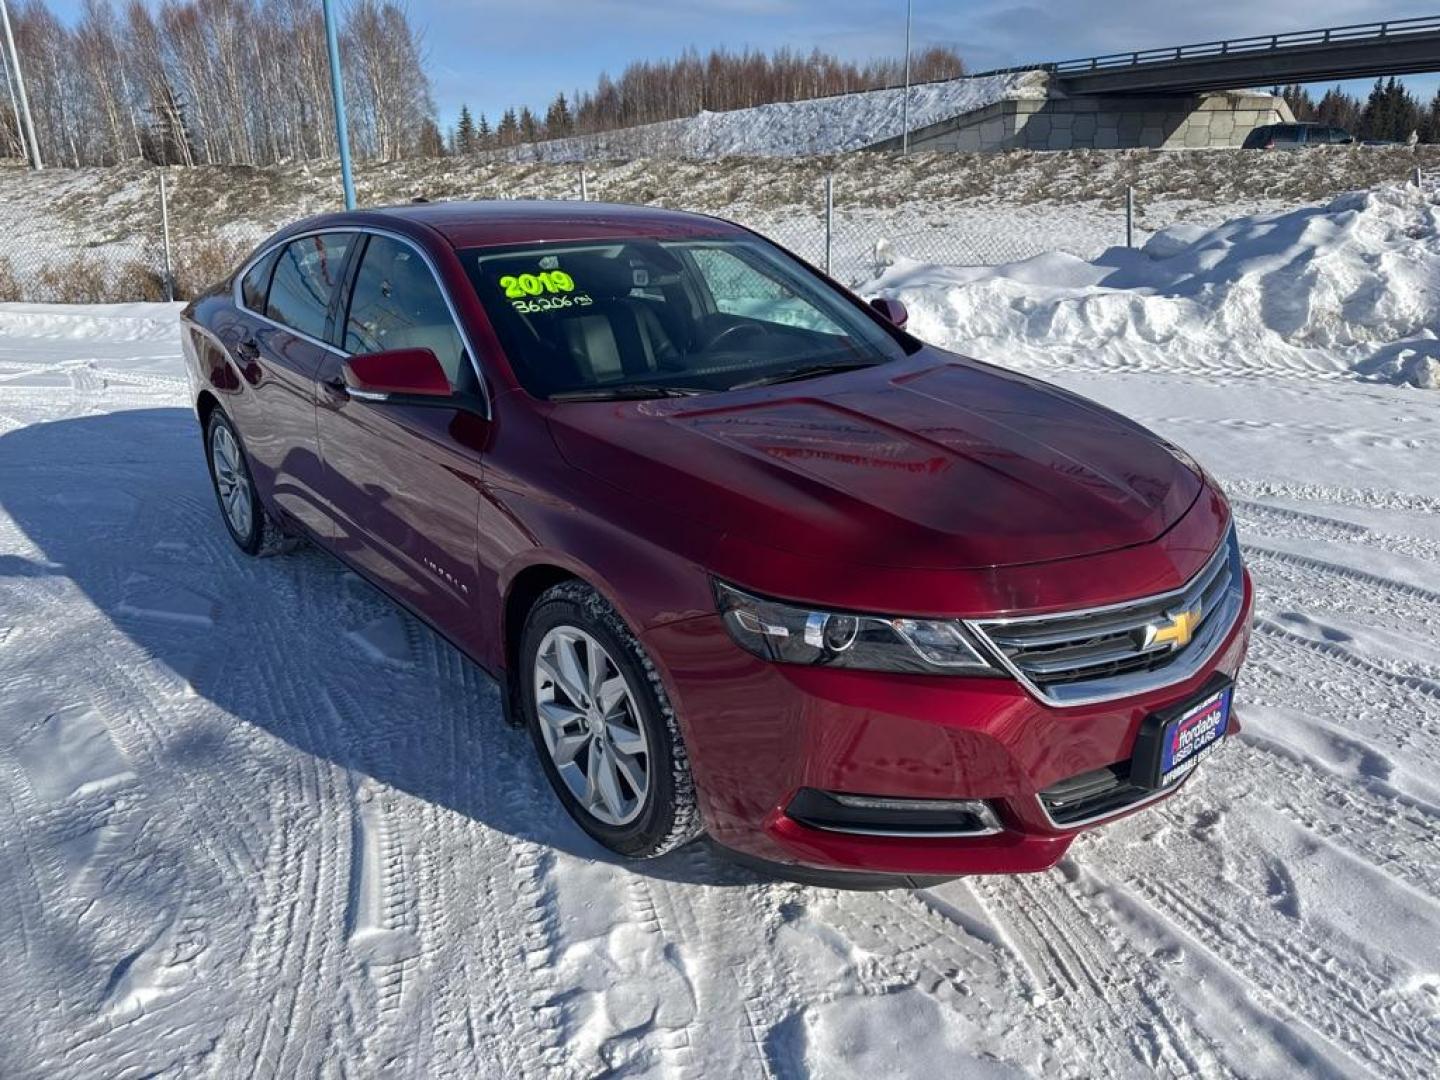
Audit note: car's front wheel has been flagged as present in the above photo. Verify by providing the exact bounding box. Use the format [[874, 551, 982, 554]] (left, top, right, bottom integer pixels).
[[205, 410, 295, 557], [520, 581, 702, 858]]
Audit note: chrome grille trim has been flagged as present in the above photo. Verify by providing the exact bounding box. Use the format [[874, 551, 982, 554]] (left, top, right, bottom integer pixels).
[[967, 529, 1245, 708]]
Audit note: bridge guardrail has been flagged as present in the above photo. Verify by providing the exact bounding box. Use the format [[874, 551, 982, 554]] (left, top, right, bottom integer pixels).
[[1040, 16, 1440, 76]]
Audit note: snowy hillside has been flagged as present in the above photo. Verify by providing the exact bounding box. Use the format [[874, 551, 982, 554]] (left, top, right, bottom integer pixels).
[[490, 71, 1046, 160], [4, 145, 1439, 306], [1, 185, 1438, 1076], [870, 181, 1440, 388]]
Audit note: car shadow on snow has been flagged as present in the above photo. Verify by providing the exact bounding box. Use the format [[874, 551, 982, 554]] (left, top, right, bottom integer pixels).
[[0, 407, 762, 889]]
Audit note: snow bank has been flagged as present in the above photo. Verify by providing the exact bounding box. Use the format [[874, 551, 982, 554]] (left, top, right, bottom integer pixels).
[[502, 72, 1045, 161], [0, 301, 182, 342], [867, 182, 1440, 388]]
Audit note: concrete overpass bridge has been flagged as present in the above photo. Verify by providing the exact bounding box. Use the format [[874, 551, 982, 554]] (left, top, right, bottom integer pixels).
[[1033, 16, 1440, 96], [869, 16, 1440, 154]]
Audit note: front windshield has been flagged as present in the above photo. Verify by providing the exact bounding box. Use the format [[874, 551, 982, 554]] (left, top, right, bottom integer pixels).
[[461, 236, 913, 399]]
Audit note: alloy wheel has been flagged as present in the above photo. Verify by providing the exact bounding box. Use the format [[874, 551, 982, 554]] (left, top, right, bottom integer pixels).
[[210, 423, 253, 539], [533, 625, 650, 826]]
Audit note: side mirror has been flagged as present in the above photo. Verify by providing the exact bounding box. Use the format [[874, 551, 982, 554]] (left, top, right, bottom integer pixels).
[[343, 348, 451, 402], [869, 297, 908, 329]]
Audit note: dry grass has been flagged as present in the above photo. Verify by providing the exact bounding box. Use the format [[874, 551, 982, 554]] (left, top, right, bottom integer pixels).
[[3, 146, 1439, 303], [0, 237, 254, 304], [35, 257, 113, 304], [0, 257, 20, 302], [172, 237, 253, 300]]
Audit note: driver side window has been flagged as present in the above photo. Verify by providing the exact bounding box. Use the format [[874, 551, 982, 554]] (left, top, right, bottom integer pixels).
[[688, 247, 845, 334], [344, 235, 469, 390]]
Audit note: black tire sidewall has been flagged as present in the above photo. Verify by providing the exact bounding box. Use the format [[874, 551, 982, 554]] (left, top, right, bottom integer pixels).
[[205, 411, 262, 555], [520, 594, 683, 858]]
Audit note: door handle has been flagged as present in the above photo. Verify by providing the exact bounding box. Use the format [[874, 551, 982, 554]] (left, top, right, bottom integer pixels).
[[235, 337, 260, 362]]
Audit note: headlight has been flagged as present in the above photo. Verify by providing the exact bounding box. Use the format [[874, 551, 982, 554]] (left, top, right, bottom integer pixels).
[[715, 582, 997, 676]]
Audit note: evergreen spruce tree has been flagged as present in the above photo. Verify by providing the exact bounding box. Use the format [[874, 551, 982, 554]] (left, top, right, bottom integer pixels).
[[1386, 79, 1421, 143], [545, 92, 573, 136], [477, 113, 493, 149], [497, 108, 520, 146], [1360, 78, 1390, 141], [455, 105, 477, 154], [1422, 89, 1440, 144], [519, 106, 540, 144], [1315, 86, 1362, 135]]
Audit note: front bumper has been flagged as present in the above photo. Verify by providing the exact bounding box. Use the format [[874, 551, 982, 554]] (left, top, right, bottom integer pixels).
[[642, 569, 1254, 877]]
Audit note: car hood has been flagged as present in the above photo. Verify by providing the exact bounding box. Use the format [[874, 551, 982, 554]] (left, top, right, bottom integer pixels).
[[546, 354, 1202, 570]]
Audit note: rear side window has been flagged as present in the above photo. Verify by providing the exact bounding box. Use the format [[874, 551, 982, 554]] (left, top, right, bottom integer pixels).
[[240, 248, 279, 312], [266, 232, 355, 341], [344, 235, 468, 389]]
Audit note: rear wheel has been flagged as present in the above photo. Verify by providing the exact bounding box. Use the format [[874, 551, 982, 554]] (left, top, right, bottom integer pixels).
[[205, 410, 296, 557], [520, 581, 702, 858]]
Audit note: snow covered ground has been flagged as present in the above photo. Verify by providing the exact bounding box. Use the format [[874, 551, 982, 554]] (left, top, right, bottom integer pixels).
[[1, 190, 1438, 1078], [869, 182, 1440, 389]]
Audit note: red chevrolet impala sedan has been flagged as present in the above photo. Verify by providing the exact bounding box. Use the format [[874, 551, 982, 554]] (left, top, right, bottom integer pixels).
[[180, 201, 1252, 883]]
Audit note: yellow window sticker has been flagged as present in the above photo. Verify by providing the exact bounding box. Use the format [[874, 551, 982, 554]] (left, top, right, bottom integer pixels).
[[499, 270, 575, 299]]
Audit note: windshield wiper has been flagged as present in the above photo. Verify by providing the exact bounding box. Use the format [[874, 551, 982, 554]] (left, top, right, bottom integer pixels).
[[548, 384, 709, 402], [728, 360, 879, 391]]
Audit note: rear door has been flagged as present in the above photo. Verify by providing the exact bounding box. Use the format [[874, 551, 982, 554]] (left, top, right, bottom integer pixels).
[[229, 231, 358, 538], [314, 231, 489, 648]]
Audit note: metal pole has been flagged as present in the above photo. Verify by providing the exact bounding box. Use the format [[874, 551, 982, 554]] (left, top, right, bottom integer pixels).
[[1125, 185, 1134, 248], [322, 0, 356, 209], [579, 166, 588, 201], [1, 40, 23, 162], [901, 0, 912, 155], [824, 175, 834, 276], [159, 170, 174, 302], [0, 0, 41, 170], [1414, 166, 1423, 187]]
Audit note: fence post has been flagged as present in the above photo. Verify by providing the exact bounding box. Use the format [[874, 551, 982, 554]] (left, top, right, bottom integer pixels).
[[1414, 166, 1423, 188], [1125, 185, 1135, 249], [159, 170, 174, 302], [579, 166, 589, 201], [824, 174, 834, 276]]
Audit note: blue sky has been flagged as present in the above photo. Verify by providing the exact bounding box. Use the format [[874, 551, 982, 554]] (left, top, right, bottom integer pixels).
[[40, 0, 1440, 131], [414, 0, 1440, 128]]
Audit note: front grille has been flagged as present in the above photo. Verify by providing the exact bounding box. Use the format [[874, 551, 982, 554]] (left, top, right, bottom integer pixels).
[[970, 529, 1245, 707]]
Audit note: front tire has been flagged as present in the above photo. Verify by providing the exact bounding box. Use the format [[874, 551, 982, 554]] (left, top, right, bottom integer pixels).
[[520, 581, 702, 859], [205, 410, 296, 557]]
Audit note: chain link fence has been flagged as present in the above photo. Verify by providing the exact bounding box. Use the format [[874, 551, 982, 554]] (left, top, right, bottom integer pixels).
[[0, 168, 256, 304], [0, 161, 1428, 304]]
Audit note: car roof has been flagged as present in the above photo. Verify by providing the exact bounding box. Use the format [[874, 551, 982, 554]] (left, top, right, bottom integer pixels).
[[282, 199, 750, 251]]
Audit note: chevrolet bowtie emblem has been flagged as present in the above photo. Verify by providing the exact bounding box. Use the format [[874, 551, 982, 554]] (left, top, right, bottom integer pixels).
[[1142, 603, 1202, 651]]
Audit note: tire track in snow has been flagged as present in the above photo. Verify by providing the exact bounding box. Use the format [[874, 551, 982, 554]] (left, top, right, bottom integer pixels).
[[972, 872, 1229, 1078], [1255, 618, 1440, 705], [1151, 415, 1438, 453], [1127, 874, 1440, 1077], [1224, 478, 1440, 518], [225, 620, 351, 1079], [1244, 544, 1440, 611], [1245, 621, 1440, 785]]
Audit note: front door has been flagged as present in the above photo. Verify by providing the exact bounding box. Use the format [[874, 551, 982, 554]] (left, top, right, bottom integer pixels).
[[314, 232, 488, 648]]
